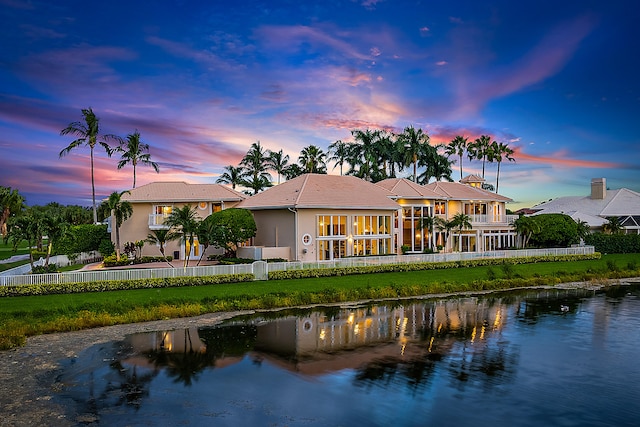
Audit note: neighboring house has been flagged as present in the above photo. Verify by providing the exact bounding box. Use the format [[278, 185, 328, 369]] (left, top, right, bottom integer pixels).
[[237, 174, 400, 261], [378, 175, 516, 253], [113, 182, 246, 260], [530, 178, 640, 234]]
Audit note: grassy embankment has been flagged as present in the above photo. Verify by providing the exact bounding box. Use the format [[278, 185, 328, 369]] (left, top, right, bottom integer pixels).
[[1, 253, 639, 350], [0, 240, 30, 272], [0, 240, 82, 272]]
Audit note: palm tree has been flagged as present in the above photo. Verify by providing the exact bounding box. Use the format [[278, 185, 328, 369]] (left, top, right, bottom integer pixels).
[[107, 190, 133, 261], [0, 186, 25, 238], [283, 163, 304, 180], [434, 216, 453, 251], [216, 165, 246, 190], [397, 126, 430, 182], [116, 130, 160, 188], [164, 205, 201, 267], [450, 212, 472, 251], [467, 135, 495, 180], [417, 145, 453, 184], [146, 229, 180, 267], [375, 131, 398, 179], [298, 145, 327, 173], [60, 107, 119, 224], [267, 149, 289, 184], [327, 140, 350, 175], [511, 215, 541, 248], [6, 215, 38, 270], [602, 216, 623, 235], [445, 136, 469, 181], [417, 216, 436, 250], [42, 212, 69, 267], [349, 129, 384, 181], [242, 175, 273, 195], [576, 220, 591, 242], [491, 141, 515, 193], [240, 142, 272, 194]]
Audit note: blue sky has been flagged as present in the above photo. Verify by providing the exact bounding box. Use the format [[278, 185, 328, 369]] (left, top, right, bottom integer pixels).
[[1, 0, 638, 209]]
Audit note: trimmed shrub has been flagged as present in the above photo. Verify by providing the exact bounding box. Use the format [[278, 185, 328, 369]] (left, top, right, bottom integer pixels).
[[0, 273, 255, 298], [267, 253, 601, 280], [584, 233, 640, 254]]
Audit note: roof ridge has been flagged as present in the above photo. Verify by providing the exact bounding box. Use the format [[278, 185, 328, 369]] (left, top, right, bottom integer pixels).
[[600, 188, 623, 214], [294, 174, 311, 206]]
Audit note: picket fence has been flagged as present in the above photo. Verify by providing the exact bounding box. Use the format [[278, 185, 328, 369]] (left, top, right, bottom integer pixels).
[[0, 246, 595, 287]]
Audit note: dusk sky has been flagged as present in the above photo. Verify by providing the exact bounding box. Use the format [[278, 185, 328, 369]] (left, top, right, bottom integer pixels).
[[1, 0, 638, 209]]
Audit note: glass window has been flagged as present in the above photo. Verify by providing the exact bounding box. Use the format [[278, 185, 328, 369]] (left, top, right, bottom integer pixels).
[[318, 216, 346, 237], [155, 205, 172, 215], [353, 215, 391, 237]]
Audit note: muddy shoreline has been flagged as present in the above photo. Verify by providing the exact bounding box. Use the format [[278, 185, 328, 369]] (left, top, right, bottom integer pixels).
[[1, 279, 637, 427]]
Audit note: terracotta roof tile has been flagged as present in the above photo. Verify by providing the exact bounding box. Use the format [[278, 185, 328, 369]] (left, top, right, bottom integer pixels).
[[376, 178, 442, 198], [121, 182, 246, 203], [424, 181, 512, 202], [238, 174, 400, 210]]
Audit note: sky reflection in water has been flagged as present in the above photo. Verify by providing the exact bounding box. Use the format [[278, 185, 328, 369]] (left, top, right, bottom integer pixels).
[[56, 285, 640, 426]]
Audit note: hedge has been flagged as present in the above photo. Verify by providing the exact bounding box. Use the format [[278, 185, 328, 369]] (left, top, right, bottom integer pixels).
[[0, 273, 255, 298], [267, 253, 601, 280], [584, 234, 640, 254]]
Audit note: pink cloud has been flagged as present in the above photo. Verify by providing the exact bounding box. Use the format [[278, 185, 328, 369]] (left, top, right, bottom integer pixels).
[[512, 146, 620, 169]]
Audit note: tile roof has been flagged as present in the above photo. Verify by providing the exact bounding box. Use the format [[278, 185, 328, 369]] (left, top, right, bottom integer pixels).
[[376, 178, 442, 199], [459, 174, 485, 184], [423, 181, 513, 202], [237, 174, 400, 210], [121, 182, 246, 203]]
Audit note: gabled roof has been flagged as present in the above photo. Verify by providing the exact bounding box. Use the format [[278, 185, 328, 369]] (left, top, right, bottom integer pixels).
[[121, 182, 246, 203], [424, 181, 513, 202], [376, 178, 442, 199], [531, 188, 640, 226], [238, 174, 400, 210]]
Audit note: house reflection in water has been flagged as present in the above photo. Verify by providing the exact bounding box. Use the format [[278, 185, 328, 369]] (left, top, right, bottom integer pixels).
[[119, 297, 508, 379], [253, 298, 507, 376]]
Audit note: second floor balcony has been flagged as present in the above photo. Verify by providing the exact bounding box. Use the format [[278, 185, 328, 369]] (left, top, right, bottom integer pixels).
[[149, 213, 171, 229], [468, 214, 519, 225]]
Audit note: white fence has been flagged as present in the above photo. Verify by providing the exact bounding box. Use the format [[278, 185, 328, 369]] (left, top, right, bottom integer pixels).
[[0, 246, 595, 287], [0, 251, 103, 278]]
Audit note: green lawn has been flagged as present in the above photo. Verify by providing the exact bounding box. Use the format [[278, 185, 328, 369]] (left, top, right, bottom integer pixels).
[[0, 239, 30, 260], [1, 253, 639, 350]]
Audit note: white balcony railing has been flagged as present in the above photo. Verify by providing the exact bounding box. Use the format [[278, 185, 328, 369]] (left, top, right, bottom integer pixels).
[[148, 214, 171, 229], [468, 214, 519, 224]]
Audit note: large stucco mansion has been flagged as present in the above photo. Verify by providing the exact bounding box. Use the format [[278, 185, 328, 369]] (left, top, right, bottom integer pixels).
[[113, 174, 518, 262]]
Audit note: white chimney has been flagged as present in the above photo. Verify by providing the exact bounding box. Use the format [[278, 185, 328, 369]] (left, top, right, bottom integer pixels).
[[591, 178, 606, 200]]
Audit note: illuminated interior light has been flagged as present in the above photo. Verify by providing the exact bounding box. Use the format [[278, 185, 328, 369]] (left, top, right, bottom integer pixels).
[[493, 309, 502, 329]]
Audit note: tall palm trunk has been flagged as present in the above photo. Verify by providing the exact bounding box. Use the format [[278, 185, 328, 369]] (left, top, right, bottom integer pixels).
[[90, 147, 97, 224]]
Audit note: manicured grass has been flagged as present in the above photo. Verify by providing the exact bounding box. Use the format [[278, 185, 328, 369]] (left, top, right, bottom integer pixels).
[[0, 260, 28, 272], [1, 253, 639, 350], [0, 239, 30, 261]]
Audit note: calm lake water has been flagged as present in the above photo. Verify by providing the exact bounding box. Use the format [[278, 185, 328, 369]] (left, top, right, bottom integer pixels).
[[56, 284, 640, 426]]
